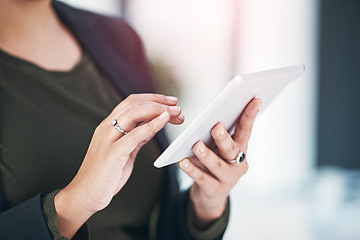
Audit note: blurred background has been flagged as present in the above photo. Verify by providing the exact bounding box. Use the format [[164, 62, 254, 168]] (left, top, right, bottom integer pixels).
[[60, 0, 360, 239]]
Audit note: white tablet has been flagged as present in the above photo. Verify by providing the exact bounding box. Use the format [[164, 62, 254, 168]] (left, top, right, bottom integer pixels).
[[154, 64, 305, 168]]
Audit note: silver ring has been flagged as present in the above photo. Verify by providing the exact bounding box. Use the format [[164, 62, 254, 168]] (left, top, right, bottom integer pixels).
[[111, 119, 129, 135], [228, 151, 245, 164]]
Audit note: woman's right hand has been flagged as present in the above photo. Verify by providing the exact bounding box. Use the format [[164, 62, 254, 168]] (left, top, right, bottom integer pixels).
[[53, 94, 184, 239]]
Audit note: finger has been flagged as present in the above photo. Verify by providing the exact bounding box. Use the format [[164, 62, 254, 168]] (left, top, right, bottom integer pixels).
[[210, 124, 250, 186], [108, 93, 178, 123], [113, 111, 170, 156], [179, 158, 219, 193], [116, 103, 180, 127], [114, 94, 178, 113], [211, 123, 240, 160], [114, 102, 183, 128], [188, 156, 209, 173], [109, 103, 182, 140], [128, 117, 182, 149], [134, 93, 178, 105], [233, 98, 262, 152], [192, 141, 232, 181], [169, 114, 185, 125]]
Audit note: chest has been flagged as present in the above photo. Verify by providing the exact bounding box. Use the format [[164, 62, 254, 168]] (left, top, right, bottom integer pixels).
[[0, 54, 122, 206]]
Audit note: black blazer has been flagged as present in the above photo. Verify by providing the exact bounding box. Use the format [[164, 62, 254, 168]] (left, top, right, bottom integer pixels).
[[0, 2, 225, 239]]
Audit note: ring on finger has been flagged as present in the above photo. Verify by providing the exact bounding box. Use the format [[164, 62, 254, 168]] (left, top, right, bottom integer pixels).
[[111, 119, 130, 135], [227, 151, 245, 164]]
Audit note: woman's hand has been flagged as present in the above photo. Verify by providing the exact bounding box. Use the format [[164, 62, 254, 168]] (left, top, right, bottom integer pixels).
[[179, 98, 262, 230], [54, 94, 184, 239]]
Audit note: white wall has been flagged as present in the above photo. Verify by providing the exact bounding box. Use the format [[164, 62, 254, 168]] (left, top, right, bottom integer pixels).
[[128, 1, 234, 137], [129, 0, 318, 239], [237, 0, 317, 191]]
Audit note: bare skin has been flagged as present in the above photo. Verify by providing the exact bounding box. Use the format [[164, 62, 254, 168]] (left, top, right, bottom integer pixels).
[[0, 0, 82, 71], [0, 0, 262, 238]]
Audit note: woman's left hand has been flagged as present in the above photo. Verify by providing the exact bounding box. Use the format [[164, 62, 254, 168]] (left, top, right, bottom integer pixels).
[[179, 98, 262, 229]]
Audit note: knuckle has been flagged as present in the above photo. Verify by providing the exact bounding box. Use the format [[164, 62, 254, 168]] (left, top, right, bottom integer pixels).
[[224, 143, 237, 154], [127, 94, 136, 100], [122, 108, 135, 123], [126, 94, 139, 105], [154, 103, 163, 113], [230, 143, 237, 152], [98, 118, 107, 127], [244, 107, 256, 119], [196, 172, 205, 182], [154, 93, 162, 102], [237, 122, 251, 132], [216, 160, 222, 169], [94, 125, 102, 135], [209, 159, 222, 170], [122, 107, 131, 117], [94, 118, 109, 134], [111, 103, 121, 114], [244, 161, 249, 172], [127, 130, 141, 144], [147, 121, 158, 135], [240, 161, 249, 175], [244, 109, 251, 118], [231, 174, 241, 187]]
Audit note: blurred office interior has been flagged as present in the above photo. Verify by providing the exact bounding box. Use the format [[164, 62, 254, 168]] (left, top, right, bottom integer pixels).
[[60, 0, 360, 239]]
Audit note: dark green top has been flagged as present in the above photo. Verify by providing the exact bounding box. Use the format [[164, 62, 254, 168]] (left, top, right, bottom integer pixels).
[[0, 48, 228, 240]]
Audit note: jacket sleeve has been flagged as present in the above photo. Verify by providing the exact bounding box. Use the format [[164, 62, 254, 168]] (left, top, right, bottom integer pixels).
[[0, 192, 53, 240], [0, 190, 89, 240], [157, 190, 229, 240], [186, 193, 230, 240], [156, 165, 229, 240]]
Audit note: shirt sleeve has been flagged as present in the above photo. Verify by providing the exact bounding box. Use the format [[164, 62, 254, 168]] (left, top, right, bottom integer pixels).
[[186, 195, 230, 240], [41, 190, 89, 240]]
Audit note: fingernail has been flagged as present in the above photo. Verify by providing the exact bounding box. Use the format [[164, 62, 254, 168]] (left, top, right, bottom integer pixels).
[[166, 96, 178, 103], [198, 142, 205, 153], [169, 106, 181, 113], [177, 114, 185, 121], [180, 159, 189, 169], [159, 111, 169, 120], [219, 126, 225, 136]]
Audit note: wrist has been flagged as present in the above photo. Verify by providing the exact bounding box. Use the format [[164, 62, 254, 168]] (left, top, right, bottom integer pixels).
[[54, 186, 94, 239], [190, 187, 228, 230]]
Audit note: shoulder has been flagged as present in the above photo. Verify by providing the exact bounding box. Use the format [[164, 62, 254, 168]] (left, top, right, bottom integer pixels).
[[52, 1, 155, 93], [53, 1, 141, 51]]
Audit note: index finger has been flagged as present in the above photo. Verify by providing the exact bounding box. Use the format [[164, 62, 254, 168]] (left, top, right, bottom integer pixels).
[[114, 111, 170, 156], [129, 93, 178, 106], [233, 98, 262, 153]]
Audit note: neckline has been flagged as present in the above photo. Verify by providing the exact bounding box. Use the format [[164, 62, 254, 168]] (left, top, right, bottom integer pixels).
[[0, 47, 87, 76]]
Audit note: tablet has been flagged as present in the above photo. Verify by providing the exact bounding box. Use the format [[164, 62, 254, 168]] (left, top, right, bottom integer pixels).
[[153, 64, 305, 168]]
